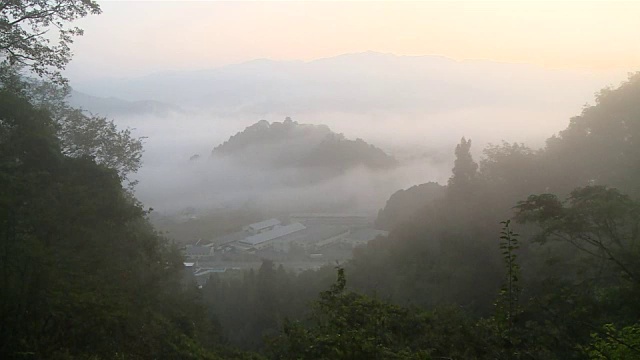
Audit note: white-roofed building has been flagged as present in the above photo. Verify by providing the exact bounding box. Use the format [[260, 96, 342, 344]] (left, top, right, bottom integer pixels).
[[276, 224, 351, 251], [240, 222, 306, 250], [185, 245, 214, 258], [243, 218, 281, 234]]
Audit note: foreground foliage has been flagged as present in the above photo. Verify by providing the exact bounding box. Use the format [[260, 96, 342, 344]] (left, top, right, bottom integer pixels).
[[2, 0, 640, 355], [0, 90, 241, 359]]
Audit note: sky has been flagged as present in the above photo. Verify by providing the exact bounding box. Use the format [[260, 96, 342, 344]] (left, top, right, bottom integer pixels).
[[65, 0, 640, 82], [59, 0, 639, 212]]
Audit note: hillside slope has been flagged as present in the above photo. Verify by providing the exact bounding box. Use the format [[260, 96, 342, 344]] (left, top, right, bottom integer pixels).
[[212, 117, 398, 173]]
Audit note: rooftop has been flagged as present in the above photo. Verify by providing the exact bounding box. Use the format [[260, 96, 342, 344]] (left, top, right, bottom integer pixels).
[[213, 230, 247, 245], [288, 224, 350, 245], [247, 218, 281, 231], [242, 223, 306, 246], [185, 245, 213, 256]]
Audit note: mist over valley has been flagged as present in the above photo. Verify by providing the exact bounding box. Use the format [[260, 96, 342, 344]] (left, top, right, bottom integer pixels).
[[69, 52, 627, 216], [4, 1, 640, 357]]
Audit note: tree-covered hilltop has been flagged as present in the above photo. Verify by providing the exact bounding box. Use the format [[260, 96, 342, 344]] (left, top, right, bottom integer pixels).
[[375, 182, 445, 231], [357, 73, 640, 315], [340, 73, 640, 358], [544, 73, 640, 197], [212, 117, 398, 172]]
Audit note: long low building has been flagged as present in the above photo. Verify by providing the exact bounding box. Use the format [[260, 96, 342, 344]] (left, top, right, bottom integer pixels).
[[184, 244, 214, 258], [289, 213, 371, 225], [243, 218, 281, 234], [239, 222, 307, 250], [277, 224, 351, 251]]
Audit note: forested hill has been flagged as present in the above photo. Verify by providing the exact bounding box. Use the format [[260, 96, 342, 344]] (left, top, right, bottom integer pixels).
[[201, 74, 640, 359], [339, 73, 640, 356], [0, 89, 230, 359], [212, 117, 398, 171], [375, 182, 445, 230]]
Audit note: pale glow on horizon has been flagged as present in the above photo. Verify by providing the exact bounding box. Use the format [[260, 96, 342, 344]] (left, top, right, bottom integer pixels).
[[66, 1, 640, 81]]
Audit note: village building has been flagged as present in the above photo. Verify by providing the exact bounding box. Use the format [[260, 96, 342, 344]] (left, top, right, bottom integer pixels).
[[243, 218, 281, 234], [239, 222, 307, 250], [184, 244, 214, 258], [274, 224, 351, 252]]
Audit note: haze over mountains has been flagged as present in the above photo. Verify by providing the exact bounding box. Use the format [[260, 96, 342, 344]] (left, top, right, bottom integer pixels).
[[68, 90, 183, 117], [74, 52, 618, 112], [134, 116, 422, 214], [72, 52, 626, 149], [69, 52, 628, 213]]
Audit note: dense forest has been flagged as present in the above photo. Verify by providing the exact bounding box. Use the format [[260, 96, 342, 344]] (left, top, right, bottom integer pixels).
[[199, 72, 640, 359], [2, 1, 640, 359]]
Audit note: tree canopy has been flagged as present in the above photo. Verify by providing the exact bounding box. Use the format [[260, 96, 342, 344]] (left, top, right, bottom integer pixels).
[[2, 1, 640, 358], [0, 0, 101, 84]]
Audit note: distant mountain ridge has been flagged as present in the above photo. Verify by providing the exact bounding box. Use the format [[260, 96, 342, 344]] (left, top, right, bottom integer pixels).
[[67, 90, 183, 117], [73, 52, 619, 115], [212, 117, 398, 173]]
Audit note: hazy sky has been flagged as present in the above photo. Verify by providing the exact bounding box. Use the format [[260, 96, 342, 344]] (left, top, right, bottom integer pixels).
[[65, 0, 639, 82]]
